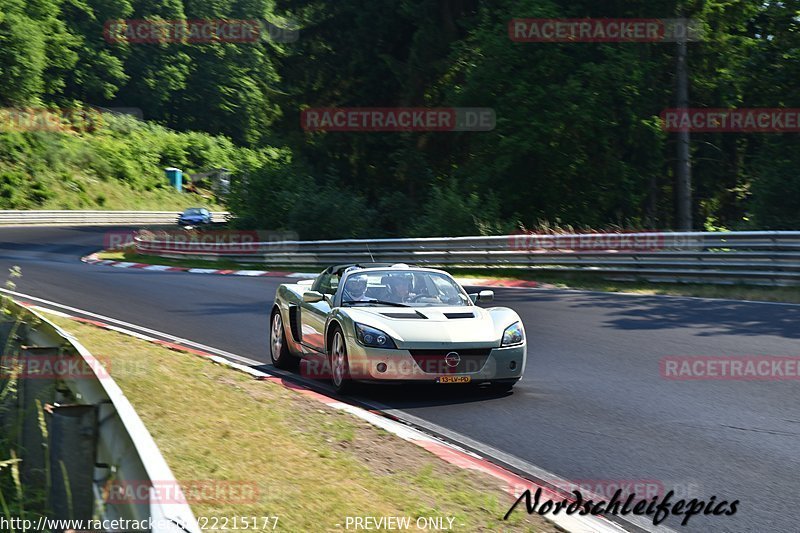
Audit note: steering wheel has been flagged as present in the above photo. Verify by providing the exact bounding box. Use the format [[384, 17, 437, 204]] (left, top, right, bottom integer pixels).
[[409, 294, 435, 303]]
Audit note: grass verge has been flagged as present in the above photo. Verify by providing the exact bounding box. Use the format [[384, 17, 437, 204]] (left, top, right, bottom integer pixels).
[[95, 250, 800, 304], [42, 313, 556, 532]]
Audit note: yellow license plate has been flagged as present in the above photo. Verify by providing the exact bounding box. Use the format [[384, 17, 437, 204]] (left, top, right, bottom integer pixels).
[[437, 376, 471, 384]]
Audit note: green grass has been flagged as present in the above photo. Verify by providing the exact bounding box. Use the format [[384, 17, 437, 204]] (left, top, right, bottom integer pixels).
[[42, 314, 556, 532], [35, 174, 222, 211]]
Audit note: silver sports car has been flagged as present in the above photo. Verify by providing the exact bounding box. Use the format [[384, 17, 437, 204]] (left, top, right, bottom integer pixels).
[[269, 263, 527, 393]]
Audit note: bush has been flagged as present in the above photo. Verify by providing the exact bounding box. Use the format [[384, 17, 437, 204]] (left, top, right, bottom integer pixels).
[[228, 158, 378, 239], [410, 182, 505, 237], [28, 181, 51, 205], [287, 182, 376, 240], [750, 144, 800, 229], [0, 171, 27, 207]]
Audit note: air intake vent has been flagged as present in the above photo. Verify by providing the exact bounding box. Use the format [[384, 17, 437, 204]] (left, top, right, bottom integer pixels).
[[444, 312, 475, 319], [380, 313, 427, 319], [288, 305, 301, 341], [410, 348, 491, 356], [409, 349, 491, 374]]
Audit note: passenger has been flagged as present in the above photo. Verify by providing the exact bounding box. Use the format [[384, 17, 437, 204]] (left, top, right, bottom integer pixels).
[[342, 274, 370, 301]]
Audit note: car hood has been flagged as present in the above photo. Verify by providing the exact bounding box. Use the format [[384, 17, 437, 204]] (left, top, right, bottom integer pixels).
[[340, 305, 520, 349]]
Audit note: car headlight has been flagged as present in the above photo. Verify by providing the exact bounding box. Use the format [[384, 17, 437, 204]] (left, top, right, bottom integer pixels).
[[502, 321, 524, 346], [354, 323, 397, 349]]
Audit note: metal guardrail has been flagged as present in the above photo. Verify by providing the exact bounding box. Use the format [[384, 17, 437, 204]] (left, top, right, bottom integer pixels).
[[135, 231, 800, 286], [0, 210, 229, 226], [0, 297, 200, 532]]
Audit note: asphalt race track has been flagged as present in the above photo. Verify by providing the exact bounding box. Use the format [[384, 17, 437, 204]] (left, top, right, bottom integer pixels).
[[1, 226, 798, 533]]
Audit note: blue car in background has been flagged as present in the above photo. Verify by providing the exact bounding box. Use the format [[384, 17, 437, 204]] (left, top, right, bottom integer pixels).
[[177, 207, 212, 226]]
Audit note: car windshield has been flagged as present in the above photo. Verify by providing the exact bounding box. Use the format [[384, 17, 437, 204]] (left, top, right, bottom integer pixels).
[[183, 208, 204, 216], [340, 269, 471, 307]]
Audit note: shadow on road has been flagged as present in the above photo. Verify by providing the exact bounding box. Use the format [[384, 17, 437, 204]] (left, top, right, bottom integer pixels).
[[564, 292, 800, 339], [252, 362, 516, 408]]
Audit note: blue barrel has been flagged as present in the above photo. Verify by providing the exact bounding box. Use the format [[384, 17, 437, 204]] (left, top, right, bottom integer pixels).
[[165, 167, 183, 192]]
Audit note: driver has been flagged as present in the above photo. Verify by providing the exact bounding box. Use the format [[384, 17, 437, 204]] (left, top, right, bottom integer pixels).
[[342, 274, 370, 301], [385, 273, 415, 303]]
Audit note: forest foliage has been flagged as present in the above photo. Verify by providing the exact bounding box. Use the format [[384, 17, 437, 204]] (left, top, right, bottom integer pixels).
[[1, 0, 799, 236]]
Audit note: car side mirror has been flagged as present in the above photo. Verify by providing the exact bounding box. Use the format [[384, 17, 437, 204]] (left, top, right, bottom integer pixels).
[[303, 290, 325, 303], [478, 290, 494, 302]]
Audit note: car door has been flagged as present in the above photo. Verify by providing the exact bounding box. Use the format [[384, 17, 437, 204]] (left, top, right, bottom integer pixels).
[[300, 273, 337, 353]]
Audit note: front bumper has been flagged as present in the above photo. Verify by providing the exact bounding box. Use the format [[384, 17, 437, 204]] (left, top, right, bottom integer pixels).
[[344, 335, 526, 383]]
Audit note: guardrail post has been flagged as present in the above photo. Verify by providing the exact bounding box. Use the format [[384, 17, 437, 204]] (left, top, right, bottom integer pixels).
[[0, 319, 28, 445], [18, 347, 58, 488], [48, 404, 97, 525], [0, 371, 17, 447]]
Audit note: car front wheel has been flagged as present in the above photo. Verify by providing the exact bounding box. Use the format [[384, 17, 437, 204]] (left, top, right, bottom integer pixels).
[[270, 308, 298, 369], [329, 327, 354, 394]]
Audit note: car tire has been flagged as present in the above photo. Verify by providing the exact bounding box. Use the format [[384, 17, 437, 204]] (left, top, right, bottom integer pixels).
[[270, 308, 298, 369], [329, 326, 355, 394]]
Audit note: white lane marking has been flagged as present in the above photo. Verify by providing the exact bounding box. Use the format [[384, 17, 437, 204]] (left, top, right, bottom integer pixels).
[[187, 268, 219, 274], [103, 324, 162, 342], [28, 306, 72, 318], [112, 262, 137, 268], [331, 402, 436, 442], [210, 356, 269, 378], [0, 287, 262, 367]]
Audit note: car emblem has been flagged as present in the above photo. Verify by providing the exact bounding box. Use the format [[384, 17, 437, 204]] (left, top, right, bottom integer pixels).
[[444, 352, 461, 368]]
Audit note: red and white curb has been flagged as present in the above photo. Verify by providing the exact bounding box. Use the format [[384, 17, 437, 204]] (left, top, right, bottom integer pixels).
[[81, 252, 316, 278], [81, 251, 548, 288]]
